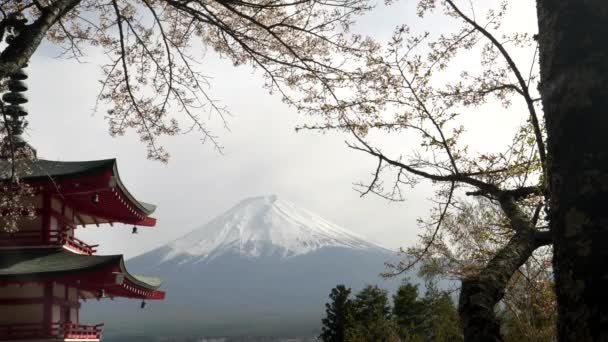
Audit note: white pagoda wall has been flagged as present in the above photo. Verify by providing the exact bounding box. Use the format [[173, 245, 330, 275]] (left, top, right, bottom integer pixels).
[[68, 287, 79, 322], [0, 283, 43, 298], [51, 282, 80, 324], [0, 283, 44, 324], [0, 304, 43, 324], [50, 196, 75, 241], [0, 282, 81, 325]]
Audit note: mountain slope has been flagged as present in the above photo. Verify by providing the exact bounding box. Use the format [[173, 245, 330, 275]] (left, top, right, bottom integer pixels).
[[161, 194, 386, 262], [83, 196, 403, 339]]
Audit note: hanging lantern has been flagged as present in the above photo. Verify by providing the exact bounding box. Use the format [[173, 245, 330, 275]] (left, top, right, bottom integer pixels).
[[91, 193, 100, 204]]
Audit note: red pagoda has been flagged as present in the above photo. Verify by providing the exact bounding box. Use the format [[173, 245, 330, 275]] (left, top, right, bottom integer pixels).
[[0, 67, 165, 341]]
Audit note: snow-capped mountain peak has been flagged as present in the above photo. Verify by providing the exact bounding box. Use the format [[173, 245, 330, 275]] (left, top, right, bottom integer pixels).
[[162, 195, 385, 262]]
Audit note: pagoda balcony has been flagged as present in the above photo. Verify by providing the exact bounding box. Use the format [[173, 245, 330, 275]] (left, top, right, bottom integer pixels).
[[60, 233, 99, 255], [0, 323, 103, 341], [0, 231, 98, 255]]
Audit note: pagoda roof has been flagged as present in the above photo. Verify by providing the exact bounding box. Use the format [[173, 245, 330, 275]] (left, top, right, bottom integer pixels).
[[0, 158, 156, 216], [0, 248, 119, 276], [0, 159, 115, 180], [0, 249, 164, 299]]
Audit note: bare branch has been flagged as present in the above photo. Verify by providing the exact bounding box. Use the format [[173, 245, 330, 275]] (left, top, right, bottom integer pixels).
[[445, 0, 547, 175]]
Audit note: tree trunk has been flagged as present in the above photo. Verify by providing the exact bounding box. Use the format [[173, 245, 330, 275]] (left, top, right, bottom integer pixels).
[[459, 231, 549, 342], [0, 0, 82, 78], [536, 1, 608, 340]]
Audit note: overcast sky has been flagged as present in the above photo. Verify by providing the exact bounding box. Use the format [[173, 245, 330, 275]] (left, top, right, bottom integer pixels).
[[24, 0, 537, 258]]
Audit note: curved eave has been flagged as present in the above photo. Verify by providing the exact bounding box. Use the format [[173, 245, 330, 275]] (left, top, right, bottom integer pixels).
[[100, 258, 166, 300], [110, 162, 156, 216], [0, 158, 157, 216], [0, 249, 121, 279], [118, 259, 163, 291], [1, 158, 158, 225], [0, 249, 165, 301], [0, 158, 116, 181]]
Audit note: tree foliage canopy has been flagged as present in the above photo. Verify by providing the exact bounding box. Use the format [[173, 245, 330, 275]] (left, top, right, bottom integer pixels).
[[298, 1, 554, 339], [321, 282, 462, 342], [0, 0, 376, 161]]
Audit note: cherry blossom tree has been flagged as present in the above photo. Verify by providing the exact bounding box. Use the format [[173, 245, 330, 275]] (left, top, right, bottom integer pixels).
[[0, 0, 376, 231], [297, 0, 608, 340], [0, 0, 376, 161]]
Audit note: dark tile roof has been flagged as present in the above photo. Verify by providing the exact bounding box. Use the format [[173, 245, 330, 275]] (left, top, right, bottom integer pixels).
[[0, 249, 162, 290], [0, 248, 120, 277], [0, 158, 156, 215], [0, 159, 115, 180]]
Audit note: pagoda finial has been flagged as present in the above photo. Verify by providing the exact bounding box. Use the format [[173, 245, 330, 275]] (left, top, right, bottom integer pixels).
[[1, 14, 35, 160], [1, 63, 36, 159]]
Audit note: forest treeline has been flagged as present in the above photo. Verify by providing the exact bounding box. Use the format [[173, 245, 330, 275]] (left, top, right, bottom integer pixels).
[[320, 281, 554, 342]]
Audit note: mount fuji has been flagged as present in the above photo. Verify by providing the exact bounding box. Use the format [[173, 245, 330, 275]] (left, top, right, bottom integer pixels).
[[85, 195, 408, 340], [162, 194, 386, 262]]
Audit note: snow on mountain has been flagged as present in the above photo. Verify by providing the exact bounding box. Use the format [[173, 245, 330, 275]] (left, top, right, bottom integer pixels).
[[86, 195, 405, 338], [161, 194, 386, 262]]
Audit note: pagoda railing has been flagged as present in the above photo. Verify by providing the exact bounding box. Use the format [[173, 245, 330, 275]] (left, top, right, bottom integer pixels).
[[60, 233, 99, 255], [0, 322, 103, 340], [0, 230, 98, 255], [59, 322, 104, 339]]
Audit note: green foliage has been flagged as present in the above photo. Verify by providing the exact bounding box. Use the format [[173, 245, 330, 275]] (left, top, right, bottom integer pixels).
[[393, 282, 425, 336], [320, 284, 354, 342], [346, 285, 394, 341], [345, 317, 401, 342], [352, 285, 391, 323], [322, 281, 462, 342], [500, 310, 556, 342], [392, 282, 462, 342], [417, 283, 462, 342], [498, 274, 557, 342]]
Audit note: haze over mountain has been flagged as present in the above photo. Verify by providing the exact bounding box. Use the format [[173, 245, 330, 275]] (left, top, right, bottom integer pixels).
[[84, 195, 405, 339], [162, 194, 386, 261]]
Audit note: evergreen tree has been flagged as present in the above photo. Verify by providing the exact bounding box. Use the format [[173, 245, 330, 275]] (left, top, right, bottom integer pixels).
[[346, 285, 393, 341], [345, 316, 401, 342], [320, 284, 354, 342], [393, 282, 424, 336], [352, 285, 391, 323], [391, 281, 462, 342], [322, 282, 461, 341], [418, 283, 462, 342]]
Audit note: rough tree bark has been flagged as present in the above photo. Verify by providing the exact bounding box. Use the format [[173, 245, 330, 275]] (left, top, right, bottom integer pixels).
[[0, 0, 81, 78], [458, 193, 550, 342], [536, 1, 608, 340], [459, 230, 551, 342]]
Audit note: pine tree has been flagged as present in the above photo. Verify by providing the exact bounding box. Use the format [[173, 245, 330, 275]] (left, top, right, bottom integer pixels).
[[346, 285, 394, 341], [352, 285, 391, 323], [392, 282, 425, 339], [345, 316, 401, 342], [320, 284, 354, 342], [418, 283, 462, 342], [391, 281, 462, 342]]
